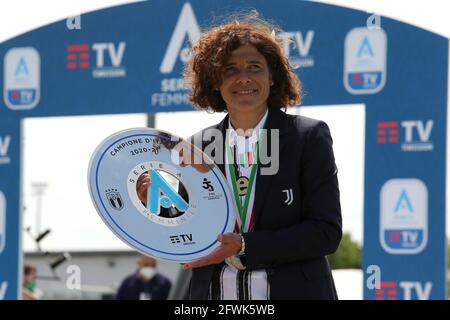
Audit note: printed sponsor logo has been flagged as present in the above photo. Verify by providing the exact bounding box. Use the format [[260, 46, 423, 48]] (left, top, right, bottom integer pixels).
[[279, 31, 315, 68], [4, 47, 40, 110], [66, 42, 126, 78], [344, 27, 387, 94], [375, 280, 432, 300], [376, 120, 434, 152], [380, 179, 428, 254]]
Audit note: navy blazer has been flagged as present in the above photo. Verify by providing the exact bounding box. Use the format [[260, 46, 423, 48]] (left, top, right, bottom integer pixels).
[[189, 107, 342, 300]]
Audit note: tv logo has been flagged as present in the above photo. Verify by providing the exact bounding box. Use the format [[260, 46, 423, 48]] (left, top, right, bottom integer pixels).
[[374, 281, 398, 300], [148, 170, 188, 215], [3, 47, 40, 110], [0, 136, 11, 165], [376, 122, 399, 143], [169, 234, 194, 244], [0, 191, 6, 254], [375, 281, 432, 300], [66, 44, 90, 69], [279, 31, 315, 68], [380, 179, 428, 254], [66, 42, 126, 78], [401, 120, 433, 151], [344, 27, 387, 95], [376, 120, 434, 151], [386, 230, 421, 248]]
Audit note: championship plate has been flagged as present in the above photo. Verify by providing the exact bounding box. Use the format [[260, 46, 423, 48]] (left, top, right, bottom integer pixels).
[[88, 128, 237, 263]]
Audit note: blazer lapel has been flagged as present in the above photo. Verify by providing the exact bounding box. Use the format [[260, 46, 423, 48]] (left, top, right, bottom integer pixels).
[[252, 108, 289, 230], [202, 114, 228, 175], [203, 109, 289, 230]]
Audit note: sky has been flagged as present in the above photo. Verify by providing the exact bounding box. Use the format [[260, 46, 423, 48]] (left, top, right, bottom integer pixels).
[[0, 0, 449, 251]]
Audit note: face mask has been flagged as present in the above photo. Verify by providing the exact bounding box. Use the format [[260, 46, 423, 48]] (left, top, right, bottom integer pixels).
[[139, 267, 156, 280]]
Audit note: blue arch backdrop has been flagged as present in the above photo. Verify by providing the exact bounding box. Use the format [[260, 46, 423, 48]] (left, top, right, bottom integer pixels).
[[0, 0, 448, 299]]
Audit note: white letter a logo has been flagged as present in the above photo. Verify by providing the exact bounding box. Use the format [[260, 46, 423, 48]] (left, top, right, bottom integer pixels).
[[160, 2, 201, 74]]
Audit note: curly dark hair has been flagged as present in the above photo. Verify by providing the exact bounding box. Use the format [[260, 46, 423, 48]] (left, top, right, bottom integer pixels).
[[184, 12, 302, 112]]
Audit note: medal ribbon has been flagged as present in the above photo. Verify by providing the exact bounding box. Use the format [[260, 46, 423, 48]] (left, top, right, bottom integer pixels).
[[226, 131, 261, 233]]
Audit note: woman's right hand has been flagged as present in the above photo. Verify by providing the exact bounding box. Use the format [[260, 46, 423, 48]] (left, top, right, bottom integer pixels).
[[136, 172, 151, 205]]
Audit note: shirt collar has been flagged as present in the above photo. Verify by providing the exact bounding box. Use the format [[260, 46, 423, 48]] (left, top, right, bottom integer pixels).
[[228, 109, 269, 147]]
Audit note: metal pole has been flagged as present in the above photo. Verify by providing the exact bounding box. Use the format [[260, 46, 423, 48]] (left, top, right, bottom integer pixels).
[[147, 113, 155, 128], [31, 182, 47, 236], [36, 193, 41, 235]]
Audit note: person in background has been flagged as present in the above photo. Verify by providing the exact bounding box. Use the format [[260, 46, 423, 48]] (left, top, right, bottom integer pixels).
[[23, 264, 43, 300], [116, 254, 171, 300]]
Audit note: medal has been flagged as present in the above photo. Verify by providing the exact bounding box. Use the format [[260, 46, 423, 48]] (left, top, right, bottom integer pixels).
[[226, 132, 261, 233], [236, 176, 249, 196]]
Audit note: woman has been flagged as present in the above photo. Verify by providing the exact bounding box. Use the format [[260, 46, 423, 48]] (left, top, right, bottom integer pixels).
[[182, 14, 342, 300]]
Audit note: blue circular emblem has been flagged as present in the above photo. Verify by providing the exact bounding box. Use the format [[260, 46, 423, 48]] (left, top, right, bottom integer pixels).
[[88, 128, 236, 262]]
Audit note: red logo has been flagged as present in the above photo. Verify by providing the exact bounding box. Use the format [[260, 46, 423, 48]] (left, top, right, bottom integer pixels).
[[375, 281, 398, 300], [388, 231, 401, 243], [66, 44, 90, 69], [377, 122, 399, 144], [351, 73, 363, 85]]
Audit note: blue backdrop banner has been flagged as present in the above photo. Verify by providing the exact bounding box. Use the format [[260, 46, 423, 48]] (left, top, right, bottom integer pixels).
[[0, 0, 447, 299]]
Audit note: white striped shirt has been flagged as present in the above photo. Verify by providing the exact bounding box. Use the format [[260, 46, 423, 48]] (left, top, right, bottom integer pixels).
[[209, 110, 270, 300]]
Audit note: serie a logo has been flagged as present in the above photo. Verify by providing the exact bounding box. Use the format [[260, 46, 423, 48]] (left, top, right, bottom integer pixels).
[[147, 169, 188, 215]]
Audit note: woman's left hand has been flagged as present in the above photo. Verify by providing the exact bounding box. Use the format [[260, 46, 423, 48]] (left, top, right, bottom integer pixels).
[[182, 233, 242, 269]]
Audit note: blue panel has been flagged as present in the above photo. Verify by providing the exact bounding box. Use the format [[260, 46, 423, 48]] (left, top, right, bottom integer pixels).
[[0, 117, 21, 299]]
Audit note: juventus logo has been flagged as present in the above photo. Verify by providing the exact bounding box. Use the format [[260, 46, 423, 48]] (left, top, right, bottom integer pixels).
[[283, 189, 294, 205]]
